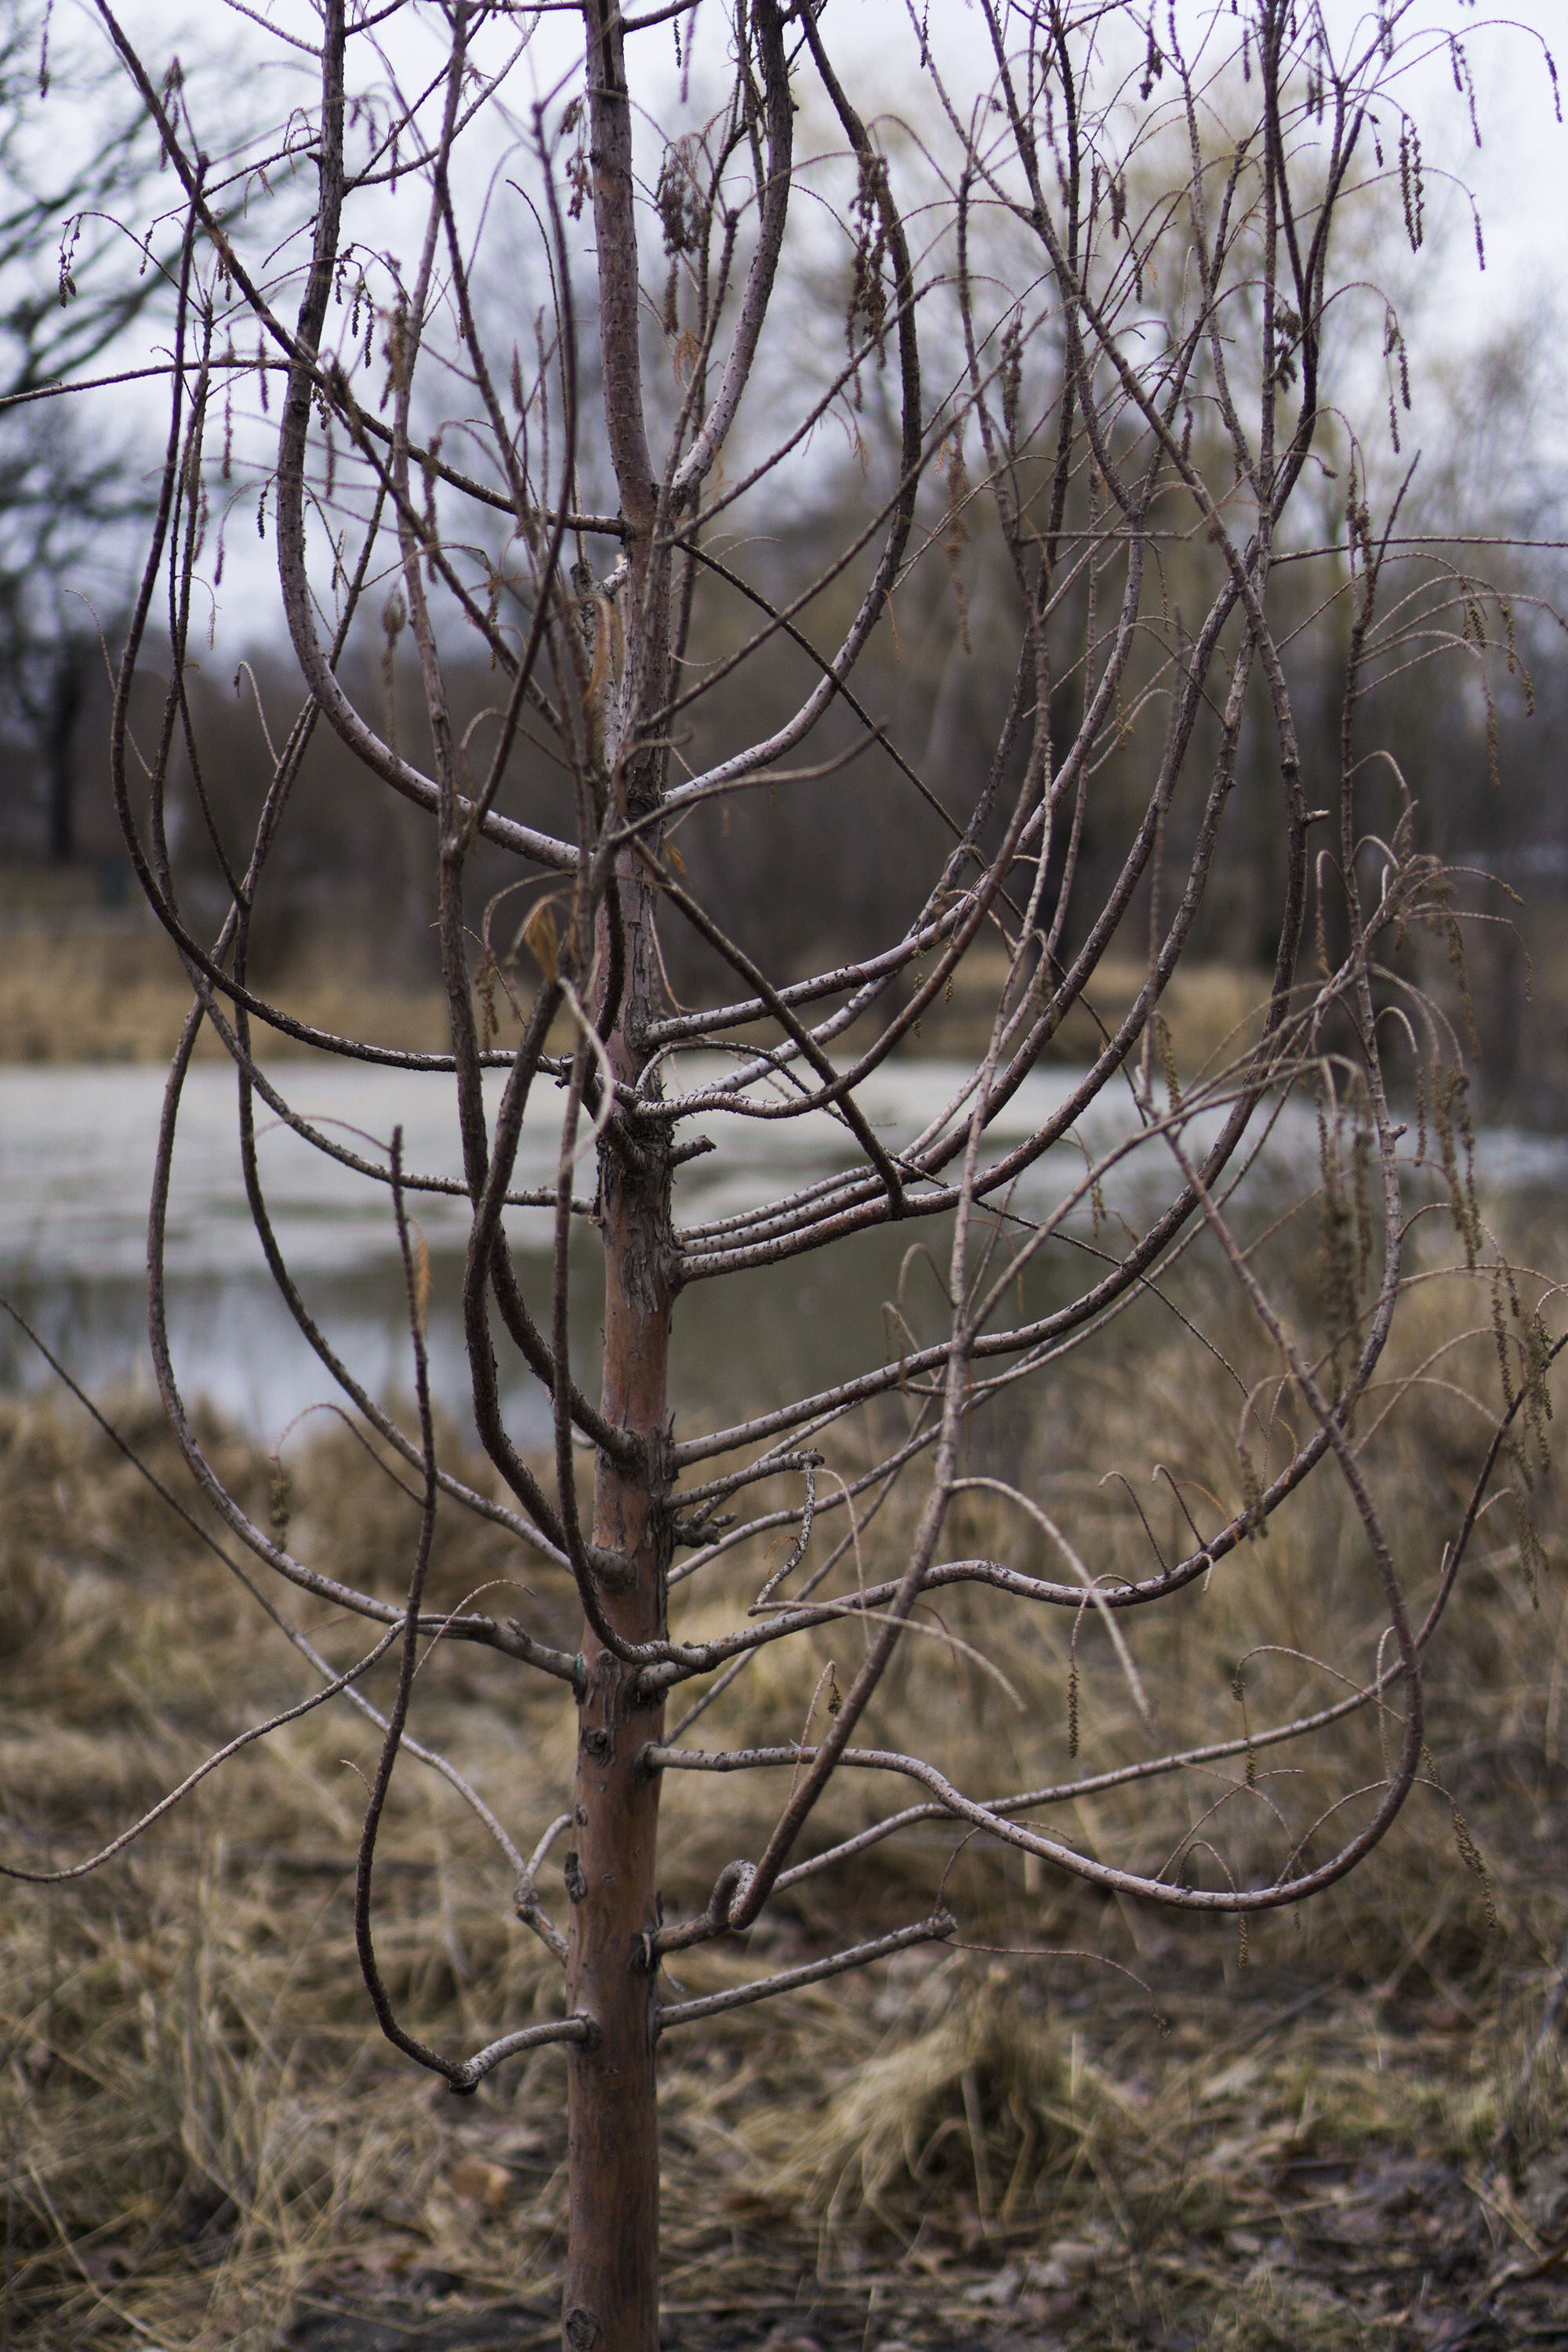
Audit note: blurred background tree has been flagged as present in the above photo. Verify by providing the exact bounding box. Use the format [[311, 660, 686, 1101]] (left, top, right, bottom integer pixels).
[[0, 0, 169, 875]]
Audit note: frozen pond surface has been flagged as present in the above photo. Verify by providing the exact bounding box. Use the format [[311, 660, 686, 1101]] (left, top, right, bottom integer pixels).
[[2, 1058, 1562, 1439]]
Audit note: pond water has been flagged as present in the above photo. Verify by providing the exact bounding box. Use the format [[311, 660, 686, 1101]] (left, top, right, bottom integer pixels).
[[2, 1057, 1563, 1446]]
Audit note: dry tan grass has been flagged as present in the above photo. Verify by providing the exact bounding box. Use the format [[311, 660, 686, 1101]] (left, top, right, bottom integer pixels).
[[0, 927, 460, 1063], [925, 946, 1268, 1073], [2, 1229, 1567, 2349], [0, 924, 1266, 1076]]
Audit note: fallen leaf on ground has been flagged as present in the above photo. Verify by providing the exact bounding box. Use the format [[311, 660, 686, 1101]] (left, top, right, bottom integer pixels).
[[448, 2157, 511, 2214]]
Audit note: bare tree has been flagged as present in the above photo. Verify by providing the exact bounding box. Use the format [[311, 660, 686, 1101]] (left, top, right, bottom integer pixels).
[[5, 2, 1559, 2346]]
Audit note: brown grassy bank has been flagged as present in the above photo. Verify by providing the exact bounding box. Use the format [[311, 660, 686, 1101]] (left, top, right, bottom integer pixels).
[[0, 919, 1272, 1079], [2, 1236, 1567, 2351], [0, 923, 456, 1065]]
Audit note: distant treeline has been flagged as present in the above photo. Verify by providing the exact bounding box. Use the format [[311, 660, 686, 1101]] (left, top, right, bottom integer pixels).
[[1, 460, 1562, 1116]]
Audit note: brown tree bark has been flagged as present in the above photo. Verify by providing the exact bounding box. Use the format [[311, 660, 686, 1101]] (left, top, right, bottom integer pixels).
[[561, 829, 674, 2352]]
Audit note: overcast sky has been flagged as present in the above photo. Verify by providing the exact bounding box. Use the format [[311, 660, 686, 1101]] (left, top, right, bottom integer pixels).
[[67, 0, 1567, 651], [89, 0, 1564, 323]]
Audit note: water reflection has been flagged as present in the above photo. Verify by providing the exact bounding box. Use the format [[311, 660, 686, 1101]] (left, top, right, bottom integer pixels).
[[2, 1059, 1562, 1444]]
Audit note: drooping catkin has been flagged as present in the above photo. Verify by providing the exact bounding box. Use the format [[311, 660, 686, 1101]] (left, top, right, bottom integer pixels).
[[1450, 1804, 1499, 1934]]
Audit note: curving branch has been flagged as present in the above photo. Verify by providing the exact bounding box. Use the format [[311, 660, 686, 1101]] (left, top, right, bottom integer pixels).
[[656, 1913, 957, 2028]]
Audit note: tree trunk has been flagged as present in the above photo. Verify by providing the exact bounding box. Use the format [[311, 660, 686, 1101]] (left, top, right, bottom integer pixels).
[[563, 851, 674, 2352], [564, 8, 679, 2339]]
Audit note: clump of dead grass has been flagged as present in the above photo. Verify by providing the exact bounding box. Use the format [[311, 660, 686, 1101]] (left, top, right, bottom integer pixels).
[[753, 1958, 1083, 2241]]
